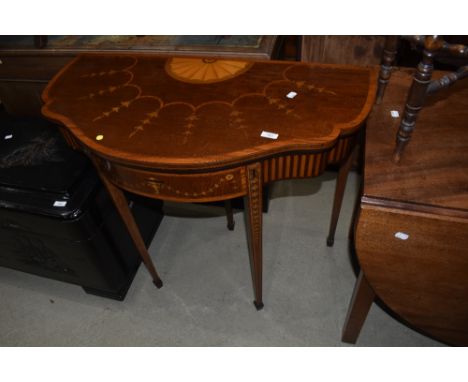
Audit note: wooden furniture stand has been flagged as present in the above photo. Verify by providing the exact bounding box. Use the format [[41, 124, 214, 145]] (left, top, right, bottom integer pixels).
[[342, 68, 468, 345], [42, 54, 377, 309]]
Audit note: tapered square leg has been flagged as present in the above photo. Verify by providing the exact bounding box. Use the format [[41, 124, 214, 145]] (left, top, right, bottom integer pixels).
[[94, 162, 163, 288], [224, 200, 235, 231], [341, 271, 375, 344], [245, 162, 263, 310], [327, 146, 357, 247]]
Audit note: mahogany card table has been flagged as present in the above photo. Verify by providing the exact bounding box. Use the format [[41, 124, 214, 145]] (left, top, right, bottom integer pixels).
[[42, 54, 377, 309]]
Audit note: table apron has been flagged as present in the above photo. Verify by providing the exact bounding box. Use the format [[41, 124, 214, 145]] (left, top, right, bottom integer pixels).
[[94, 157, 248, 203], [92, 135, 356, 203]]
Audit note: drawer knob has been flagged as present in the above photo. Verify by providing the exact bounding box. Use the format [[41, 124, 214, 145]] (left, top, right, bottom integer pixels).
[[147, 178, 164, 194]]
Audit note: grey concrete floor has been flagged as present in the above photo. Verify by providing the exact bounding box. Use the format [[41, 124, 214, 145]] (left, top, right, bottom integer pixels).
[[0, 171, 443, 346]]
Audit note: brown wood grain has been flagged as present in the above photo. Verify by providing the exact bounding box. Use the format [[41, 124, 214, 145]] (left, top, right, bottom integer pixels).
[[42, 54, 377, 171], [245, 162, 264, 310], [341, 271, 375, 344], [356, 205, 468, 345], [344, 67, 468, 345], [364, 69, 468, 212], [41, 53, 377, 308], [94, 157, 248, 203], [93, 160, 163, 288], [301, 36, 385, 66], [327, 145, 358, 247], [0, 36, 279, 117]]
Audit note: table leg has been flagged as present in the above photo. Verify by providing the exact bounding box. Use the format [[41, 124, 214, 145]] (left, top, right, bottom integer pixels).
[[245, 162, 264, 310], [224, 200, 235, 231], [326, 146, 358, 247], [96, 168, 163, 288], [341, 270, 375, 344]]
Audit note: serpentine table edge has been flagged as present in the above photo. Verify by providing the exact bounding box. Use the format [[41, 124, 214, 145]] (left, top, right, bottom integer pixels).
[[41, 53, 378, 309]]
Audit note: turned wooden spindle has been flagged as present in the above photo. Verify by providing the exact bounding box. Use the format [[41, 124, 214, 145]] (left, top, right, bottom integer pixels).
[[376, 36, 399, 104], [393, 36, 443, 163]]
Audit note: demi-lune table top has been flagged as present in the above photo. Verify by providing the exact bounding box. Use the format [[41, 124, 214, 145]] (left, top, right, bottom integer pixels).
[[40, 53, 378, 310], [42, 54, 377, 171]]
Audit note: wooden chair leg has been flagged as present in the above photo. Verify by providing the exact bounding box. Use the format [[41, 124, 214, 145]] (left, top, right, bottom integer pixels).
[[245, 162, 264, 310], [393, 36, 438, 163], [326, 146, 358, 247], [95, 167, 163, 288], [341, 271, 375, 344], [224, 200, 235, 231], [376, 36, 399, 104]]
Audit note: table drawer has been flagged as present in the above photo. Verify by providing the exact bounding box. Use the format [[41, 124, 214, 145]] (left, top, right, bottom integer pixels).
[[97, 159, 248, 202]]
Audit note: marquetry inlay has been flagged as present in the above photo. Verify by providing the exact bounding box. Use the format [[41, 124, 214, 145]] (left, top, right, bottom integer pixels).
[[165, 57, 253, 84]]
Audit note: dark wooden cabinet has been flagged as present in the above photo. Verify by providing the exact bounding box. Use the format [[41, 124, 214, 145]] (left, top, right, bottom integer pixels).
[[301, 36, 385, 66]]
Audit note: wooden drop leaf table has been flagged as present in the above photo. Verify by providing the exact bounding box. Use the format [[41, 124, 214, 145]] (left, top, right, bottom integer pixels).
[[341, 69, 468, 345], [42, 54, 377, 309]]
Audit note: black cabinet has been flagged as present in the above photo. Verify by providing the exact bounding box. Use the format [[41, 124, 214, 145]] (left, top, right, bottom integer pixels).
[[0, 115, 163, 300]]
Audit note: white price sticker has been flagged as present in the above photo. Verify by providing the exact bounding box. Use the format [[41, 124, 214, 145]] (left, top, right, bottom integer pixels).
[[390, 110, 400, 118], [4, 134, 13, 140], [286, 91, 297, 99], [53, 201, 68, 207], [260, 131, 279, 140], [394, 232, 409, 240]]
